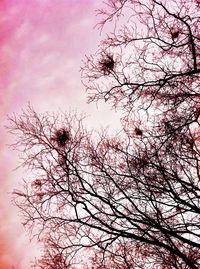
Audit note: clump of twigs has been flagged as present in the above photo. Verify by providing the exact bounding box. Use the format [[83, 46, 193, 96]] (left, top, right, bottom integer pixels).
[[52, 128, 70, 147], [171, 30, 179, 39], [99, 54, 115, 75], [31, 179, 42, 189], [135, 127, 143, 136]]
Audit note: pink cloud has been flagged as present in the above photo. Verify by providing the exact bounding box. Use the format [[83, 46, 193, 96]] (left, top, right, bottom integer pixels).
[[0, 0, 106, 268], [0, 0, 121, 267], [0, 0, 100, 113]]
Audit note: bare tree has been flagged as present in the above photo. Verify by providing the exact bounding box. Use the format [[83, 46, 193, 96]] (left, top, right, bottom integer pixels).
[[9, 106, 200, 269], [9, 0, 200, 269], [82, 0, 200, 122]]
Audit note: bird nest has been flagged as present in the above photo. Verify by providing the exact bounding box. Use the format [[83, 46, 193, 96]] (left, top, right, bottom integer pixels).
[[99, 54, 115, 75], [51, 128, 70, 147]]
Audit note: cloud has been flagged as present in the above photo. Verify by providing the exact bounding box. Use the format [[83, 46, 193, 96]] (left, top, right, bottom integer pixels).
[[0, 0, 102, 268]]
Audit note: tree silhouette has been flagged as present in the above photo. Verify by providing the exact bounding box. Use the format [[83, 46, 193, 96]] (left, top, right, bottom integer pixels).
[[9, 0, 200, 268]]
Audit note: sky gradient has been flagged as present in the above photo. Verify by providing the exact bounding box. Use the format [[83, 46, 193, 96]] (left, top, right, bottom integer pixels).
[[0, 1, 120, 268]]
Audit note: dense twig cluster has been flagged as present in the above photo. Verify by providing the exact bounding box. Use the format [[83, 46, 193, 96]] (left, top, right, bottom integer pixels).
[[99, 54, 115, 75], [51, 128, 70, 147]]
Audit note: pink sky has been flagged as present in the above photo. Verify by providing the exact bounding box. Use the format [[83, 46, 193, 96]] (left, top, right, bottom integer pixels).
[[0, 1, 120, 268]]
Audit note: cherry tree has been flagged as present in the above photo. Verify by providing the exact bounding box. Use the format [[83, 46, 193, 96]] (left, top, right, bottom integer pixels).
[[9, 0, 200, 268]]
